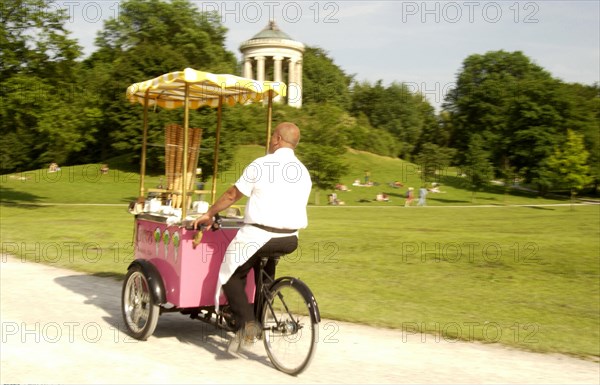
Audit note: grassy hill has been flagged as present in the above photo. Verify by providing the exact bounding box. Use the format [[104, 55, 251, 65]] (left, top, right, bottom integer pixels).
[[1, 145, 569, 207], [1, 145, 598, 359], [211, 145, 570, 207], [228, 145, 572, 206]]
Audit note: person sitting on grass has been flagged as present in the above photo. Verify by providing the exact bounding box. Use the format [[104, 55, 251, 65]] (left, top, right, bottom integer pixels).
[[375, 193, 389, 202]]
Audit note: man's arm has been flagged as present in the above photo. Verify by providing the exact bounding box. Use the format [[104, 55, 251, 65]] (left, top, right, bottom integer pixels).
[[193, 185, 244, 229]]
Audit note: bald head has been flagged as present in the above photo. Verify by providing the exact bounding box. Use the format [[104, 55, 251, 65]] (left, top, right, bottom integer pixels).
[[269, 122, 301, 153], [275, 122, 300, 148]]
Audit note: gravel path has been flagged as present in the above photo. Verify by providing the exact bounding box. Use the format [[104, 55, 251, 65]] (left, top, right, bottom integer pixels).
[[1, 256, 598, 384]]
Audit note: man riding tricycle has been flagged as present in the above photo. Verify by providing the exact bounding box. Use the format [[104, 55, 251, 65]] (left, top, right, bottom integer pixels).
[[122, 68, 320, 375]]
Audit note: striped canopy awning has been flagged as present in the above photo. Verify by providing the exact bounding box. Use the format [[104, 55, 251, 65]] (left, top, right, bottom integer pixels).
[[126, 68, 286, 109]]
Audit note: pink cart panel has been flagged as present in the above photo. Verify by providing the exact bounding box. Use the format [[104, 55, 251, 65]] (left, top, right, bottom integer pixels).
[[134, 214, 254, 308]]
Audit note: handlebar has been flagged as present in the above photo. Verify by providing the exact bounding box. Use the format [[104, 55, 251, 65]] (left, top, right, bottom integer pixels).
[[184, 213, 222, 231], [211, 214, 223, 230], [190, 214, 222, 249]]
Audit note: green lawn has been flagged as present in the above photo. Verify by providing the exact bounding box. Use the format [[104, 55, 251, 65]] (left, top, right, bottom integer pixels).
[[293, 205, 599, 359], [1, 147, 598, 359]]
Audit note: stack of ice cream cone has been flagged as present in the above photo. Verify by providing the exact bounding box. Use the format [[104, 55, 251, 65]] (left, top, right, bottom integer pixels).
[[165, 124, 202, 209]]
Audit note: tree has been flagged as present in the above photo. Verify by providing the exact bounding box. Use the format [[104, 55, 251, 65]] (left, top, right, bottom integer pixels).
[[301, 46, 353, 109], [417, 110, 452, 150], [350, 80, 438, 159], [1, 0, 81, 80], [84, 0, 238, 170], [93, 0, 235, 72], [444, 51, 554, 170], [1, 0, 97, 172], [544, 130, 592, 203], [342, 112, 402, 157], [414, 143, 456, 184], [443, 50, 598, 194], [296, 104, 349, 204], [463, 134, 494, 202], [299, 145, 347, 205], [553, 83, 600, 192]]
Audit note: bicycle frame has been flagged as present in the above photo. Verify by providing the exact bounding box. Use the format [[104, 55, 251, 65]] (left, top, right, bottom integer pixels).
[[255, 257, 321, 330]]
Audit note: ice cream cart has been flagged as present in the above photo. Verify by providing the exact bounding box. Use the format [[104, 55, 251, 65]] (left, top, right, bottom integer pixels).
[[121, 68, 319, 375]]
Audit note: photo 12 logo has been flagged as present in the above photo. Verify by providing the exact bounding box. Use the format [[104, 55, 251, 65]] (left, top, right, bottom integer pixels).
[[39, 1, 342, 25], [400, 1, 540, 24], [197, 1, 340, 24], [46, 1, 122, 24], [1, 321, 143, 344], [400, 241, 540, 264], [1, 242, 134, 264], [401, 321, 540, 344]]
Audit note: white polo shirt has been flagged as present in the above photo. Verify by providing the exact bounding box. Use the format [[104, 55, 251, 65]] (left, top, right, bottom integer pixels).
[[235, 148, 312, 230], [214, 148, 312, 308]]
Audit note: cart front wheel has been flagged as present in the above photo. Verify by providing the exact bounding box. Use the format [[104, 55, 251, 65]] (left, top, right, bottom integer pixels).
[[122, 266, 159, 340]]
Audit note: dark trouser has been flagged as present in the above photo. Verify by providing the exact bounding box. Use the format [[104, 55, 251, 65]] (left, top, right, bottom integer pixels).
[[222, 235, 298, 331]]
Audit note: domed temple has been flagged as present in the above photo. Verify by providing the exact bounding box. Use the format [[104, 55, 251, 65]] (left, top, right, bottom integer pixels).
[[239, 20, 304, 108]]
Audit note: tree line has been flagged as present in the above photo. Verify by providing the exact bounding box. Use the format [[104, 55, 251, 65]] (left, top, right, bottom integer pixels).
[[2, 0, 598, 196]]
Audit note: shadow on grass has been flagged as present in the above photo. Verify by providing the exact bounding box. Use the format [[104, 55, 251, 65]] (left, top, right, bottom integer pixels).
[[386, 192, 407, 199], [439, 175, 572, 202], [91, 271, 125, 279], [428, 197, 470, 204], [0, 187, 46, 207], [101, 154, 142, 174], [477, 196, 500, 201], [525, 205, 555, 211]]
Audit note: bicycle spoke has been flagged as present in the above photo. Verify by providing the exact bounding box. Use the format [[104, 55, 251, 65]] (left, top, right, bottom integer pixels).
[[121, 268, 159, 340], [261, 280, 317, 375]]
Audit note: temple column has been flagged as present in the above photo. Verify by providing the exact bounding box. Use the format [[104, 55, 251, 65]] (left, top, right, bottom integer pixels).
[[273, 56, 283, 102], [288, 59, 301, 108], [295, 60, 303, 107], [255, 56, 265, 81], [288, 59, 295, 105], [243, 57, 253, 79], [287, 58, 296, 85], [274, 56, 283, 83]]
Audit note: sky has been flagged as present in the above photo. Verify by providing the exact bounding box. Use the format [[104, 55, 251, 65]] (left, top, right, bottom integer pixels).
[[60, 0, 600, 110]]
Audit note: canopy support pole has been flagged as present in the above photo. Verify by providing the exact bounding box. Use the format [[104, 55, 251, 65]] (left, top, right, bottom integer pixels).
[[211, 96, 223, 204], [265, 91, 273, 154], [182, 83, 190, 219], [138, 90, 150, 199]]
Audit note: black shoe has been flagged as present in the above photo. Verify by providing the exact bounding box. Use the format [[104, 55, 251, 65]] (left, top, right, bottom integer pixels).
[[221, 307, 237, 330]]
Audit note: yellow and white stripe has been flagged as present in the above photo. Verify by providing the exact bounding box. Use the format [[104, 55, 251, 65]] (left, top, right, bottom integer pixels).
[[126, 68, 287, 109]]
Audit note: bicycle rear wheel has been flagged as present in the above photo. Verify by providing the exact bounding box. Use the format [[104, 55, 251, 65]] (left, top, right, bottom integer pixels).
[[261, 279, 318, 375]]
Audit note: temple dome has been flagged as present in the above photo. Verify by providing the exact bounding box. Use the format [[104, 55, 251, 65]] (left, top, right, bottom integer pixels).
[[251, 20, 293, 40], [240, 20, 304, 53]]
